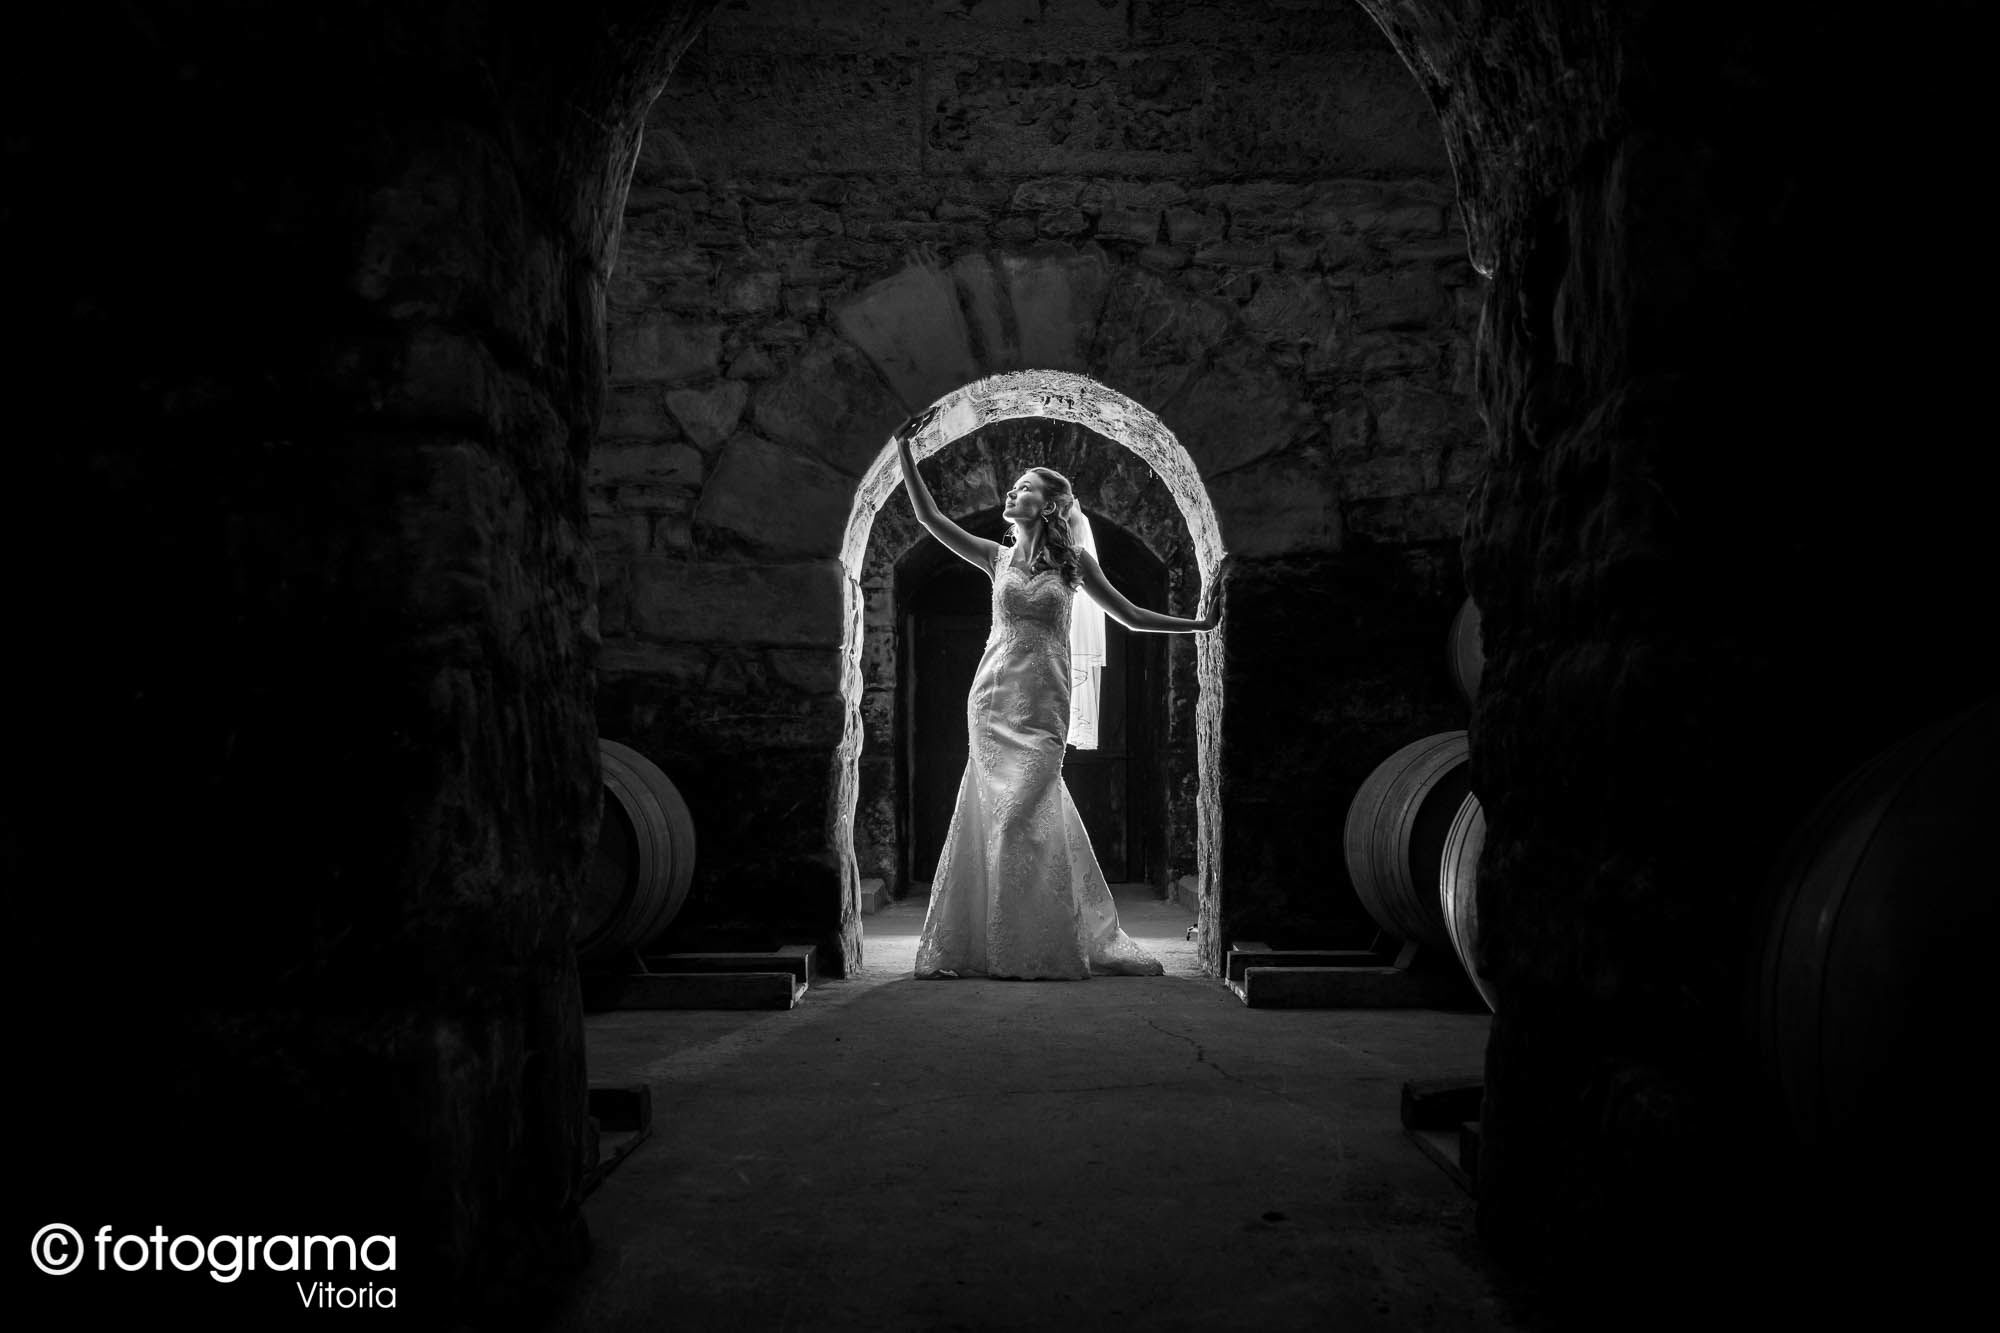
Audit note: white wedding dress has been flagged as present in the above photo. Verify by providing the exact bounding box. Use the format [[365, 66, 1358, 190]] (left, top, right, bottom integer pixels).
[[914, 542, 1165, 979]]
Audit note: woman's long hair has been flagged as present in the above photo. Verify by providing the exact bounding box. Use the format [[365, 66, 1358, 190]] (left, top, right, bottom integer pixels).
[[1002, 465, 1082, 589]]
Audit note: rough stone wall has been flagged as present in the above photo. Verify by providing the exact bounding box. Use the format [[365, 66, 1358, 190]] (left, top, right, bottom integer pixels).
[[858, 417, 1201, 900], [11, 2, 718, 1324], [1356, 0, 1992, 1314], [594, 0, 1483, 968]]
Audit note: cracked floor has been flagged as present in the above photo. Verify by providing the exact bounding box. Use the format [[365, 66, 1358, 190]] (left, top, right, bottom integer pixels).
[[554, 889, 1536, 1332]]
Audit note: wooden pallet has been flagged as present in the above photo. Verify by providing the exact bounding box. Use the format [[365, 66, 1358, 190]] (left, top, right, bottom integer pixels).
[[583, 1084, 653, 1197], [582, 944, 816, 1011], [1401, 1073, 1483, 1195], [1224, 940, 1471, 1008]]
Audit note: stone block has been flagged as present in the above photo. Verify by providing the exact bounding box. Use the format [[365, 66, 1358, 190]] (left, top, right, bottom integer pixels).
[[929, 54, 1201, 177], [592, 640, 711, 686], [1003, 247, 1112, 372], [1200, 52, 1450, 178], [766, 648, 844, 696], [1166, 354, 1309, 475], [1341, 453, 1430, 500], [1356, 270, 1443, 331], [723, 270, 783, 315], [589, 442, 705, 490], [590, 514, 652, 557], [1038, 208, 1091, 238], [1209, 454, 1341, 558], [600, 385, 671, 441], [935, 199, 990, 223], [1097, 207, 1161, 245], [664, 380, 749, 451], [1344, 492, 1468, 543], [781, 286, 823, 319], [1010, 178, 1086, 212], [1202, 181, 1310, 233], [1241, 273, 1337, 345], [610, 229, 711, 280], [727, 346, 776, 380], [609, 320, 724, 384], [653, 515, 694, 552], [994, 216, 1039, 245], [1353, 335, 1443, 381], [694, 433, 854, 558], [745, 201, 841, 235], [1164, 207, 1216, 247], [758, 319, 809, 346], [1371, 382, 1467, 452], [833, 264, 980, 411], [630, 558, 846, 646], [1098, 268, 1231, 366], [1138, 244, 1189, 272], [1318, 233, 1373, 271], [951, 252, 1014, 371], [858, 688, 895, 747], [750, 333, 906, 477], [1354, 203, 1447, 236], [649, 50, 919, 176], [860, 625, 896, 686], [1274, 238, 1321, 270], [1193, 241, 1274, 268]]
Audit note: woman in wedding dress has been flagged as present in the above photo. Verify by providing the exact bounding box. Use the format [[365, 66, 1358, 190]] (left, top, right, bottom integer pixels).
[[893, 412, 1219, 980]]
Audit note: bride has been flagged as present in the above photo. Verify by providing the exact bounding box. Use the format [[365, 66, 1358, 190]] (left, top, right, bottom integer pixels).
[[893, 410, 1220, 980]]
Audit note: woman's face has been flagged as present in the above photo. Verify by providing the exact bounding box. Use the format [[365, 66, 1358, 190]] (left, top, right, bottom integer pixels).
[[1003, 472, 1051, 523]]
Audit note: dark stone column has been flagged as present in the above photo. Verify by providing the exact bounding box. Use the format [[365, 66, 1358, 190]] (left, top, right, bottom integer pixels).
[[1357, 0, 1990, 1315], [8, 2, 715, 1323]]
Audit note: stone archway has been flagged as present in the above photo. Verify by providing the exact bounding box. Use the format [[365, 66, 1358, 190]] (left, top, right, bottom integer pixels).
[[832, 370, 1227, 974]]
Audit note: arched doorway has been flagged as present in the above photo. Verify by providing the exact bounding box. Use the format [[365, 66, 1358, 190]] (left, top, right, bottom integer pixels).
[[837, 371, 1228, 975]]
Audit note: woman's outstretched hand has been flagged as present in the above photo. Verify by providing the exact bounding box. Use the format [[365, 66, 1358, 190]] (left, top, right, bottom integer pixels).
[[1195, 555, 1230, 630], [893, 404, 942, 446]]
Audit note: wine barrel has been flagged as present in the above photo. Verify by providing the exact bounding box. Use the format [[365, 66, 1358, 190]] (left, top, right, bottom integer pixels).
[[1342, 731, 1470, 954], [1448, 597, 1483, 707], [1753, 697, 1996, 1156], [1439, 791, 1496, 1012], [576, 738, 696, 964]]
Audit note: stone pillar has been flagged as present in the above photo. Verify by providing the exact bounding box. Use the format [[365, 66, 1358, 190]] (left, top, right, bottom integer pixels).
[[10, 2, 716, 1322], [1357, 0, 1990, 1312]]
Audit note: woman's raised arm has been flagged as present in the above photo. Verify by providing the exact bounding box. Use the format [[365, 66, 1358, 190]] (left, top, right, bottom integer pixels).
[[895, 411, 999, 572], [1076, 548, 1220, 633]]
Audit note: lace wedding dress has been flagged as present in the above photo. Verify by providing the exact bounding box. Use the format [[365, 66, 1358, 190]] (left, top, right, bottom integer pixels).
[[914, 543, 1166, 979]]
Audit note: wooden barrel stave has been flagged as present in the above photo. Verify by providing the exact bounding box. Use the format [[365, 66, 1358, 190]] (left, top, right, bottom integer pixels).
[[1342, 730, 1469, 954], [576, 738, 697, 964], [1439, 791, 1496, 1012], [1754, 697, 1996, 1156]]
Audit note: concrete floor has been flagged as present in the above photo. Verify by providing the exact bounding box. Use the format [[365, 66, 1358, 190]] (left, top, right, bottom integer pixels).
[[550, 889, 1538, 1332]]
